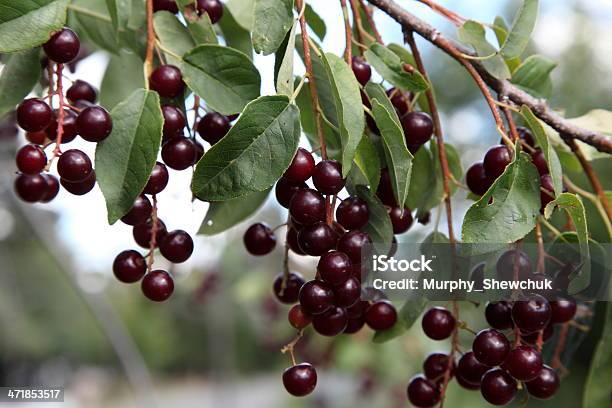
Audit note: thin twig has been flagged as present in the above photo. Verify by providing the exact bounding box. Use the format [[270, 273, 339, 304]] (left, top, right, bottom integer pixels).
[[340, 0, 353, 63], [416, 0, 465, 26], [146, 195, 158, 272], [144, 0, 155, 84], [358, 0, 383, 43]]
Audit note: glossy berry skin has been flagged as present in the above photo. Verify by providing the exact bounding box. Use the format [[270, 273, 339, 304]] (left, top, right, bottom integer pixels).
[[423, 353, 455, 382], [46, 110, 78, 143], [456, 351, 489, 388], [406, 375, 440, 408], [153, 0, 179, 13], [483, 145, 512, 179], [376, 168, 396, 207], [516, 127, 535, 147], [196, 0, 224, 23], [299, 280, 334, 315], [532, 149, 549, 176], [26, 131, 47, 145], [286, 227, 306, 255], [282, 363, 317, 397], [66, 80, 97, 104], [57, 149, 92, 182], [550, 296, 577, 323], [121, 195, 153, 226], [351, 56, 371, 86], [194, 140, 204, 163], [197, 112, 231, 145], [289, 189, 325, 225], [312, 306, 348, 336], [318, 250, 352, 286], [297, 222, 338, 256], [39, 174, 60, 203], [16, 144, 46, 175], [43, 27, 80, 63], [512, 294, 552, 333], [133, 219, 167, 249], [149, 65, 184, 98], [336, 196, 369, 230], [162, 137, 197, 170], [540, 174, 555, 209], [60, 172, 96, 195], [466, 162, 492, 196], [387, 87, 411, 116], [401, 111, 434, 146], [365, 300, 397, 331], [333, 277, 360, 308], [284, 148, 315, 183], [14, 174, 47, 202], [480, 369, 517, 406], [312, 160, 345, 194], [161, 105, 186, 138], [503, 346, 543, 381], [485, 301, 514, 330], [522, 323, 554, 345], [141, 270, 174, 302], [77, 106, 113, 142], [337, 230, 371, 264], [243, 223, 276, 255], [344, 317, 365, 334], [472, 329, 510, 367], [389, 206, 413, 234], [288, 304, 311, 329], [113, 250, 146, 283], [526, 366, 559, 400], [273, 272, 305, 304], [275, 177, 306, 208], [496, 249, 532, 281], [422, 307, 455, 340], [160, 230, 194, 263], [143, 162, 169, 195], [17, 99, 53, 132]]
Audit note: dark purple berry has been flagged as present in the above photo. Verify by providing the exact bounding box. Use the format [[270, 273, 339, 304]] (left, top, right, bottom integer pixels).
[[351, 56, 371, 86], [243, 223, 276, 255], [196, 112, 231, 145], [121, 195, 153, 226], [60, 171, 96, 195], [550, 296, 577, 324], [43, 27, 80, 63], [512, 294, 552, 333], [485, 301, 514, 330], [318, 250, 352, 286], [160, 230, 194, 263], [525, 366, 559, 400], [149, 65, 184, 98], [297, 222, 338, 256], [77, 106, 113, 142], [132, 219, 167, 248], [284, 147, 315, 183], [161, 105, 186, 138], [312, 160, 345, 194], [17, 98, 53, 132], [456, 351, 489, 389], [480, 368, 517, 406], [14, 174, 46, 202], [531, 149, 549, 176], [141, 270, 174, 301], [289, 188, 326, 225], [472, 329, 510, 367], [39, 174, 60, 202], [299, 280, 334, 315], [502, 346, 543, 381], [365, 300, 397, 331], [273, 272, 305, 304], [312, 306, 348, 336], [275, 177, 306, 208], [282, 363, 317, 397], [333, 277, 361, 308], [407, 375, 440, 408], [423, 353, 455, 382], [66, 80, 97, 104], [57, 149, 92, 182], [337, 230, 372, 264], [466, 161, 493, 196], [336, 196, 369, 230], [161, 137, 197, 170], [483, 145, 512, 179], [422, 307, 455, 340], [496, 249, 532, 281], [143, 162, 169, 195], [288, 304, 312, 329], [401, 111, 433, 146], [153, 0, 179, 13], [113, 250, 146, 283], [16, 144, 46, 174], [389, 206, 413, 234], [196, 0, 224, 23]]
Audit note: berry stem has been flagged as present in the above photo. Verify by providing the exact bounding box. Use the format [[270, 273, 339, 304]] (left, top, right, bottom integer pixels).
[[144, 0, 155, 86], [535, 221, 546, 274], [357, 0, 383, 44], [281, 329, 304, 366], [349, 0, 368, 54], [146, 195, 159, 272], [340, 0, 353, 63], [502, 105, 520, 143], [53, 63, 66, 156], [551, 322, 570, 376], [416, 0, 465, 26]]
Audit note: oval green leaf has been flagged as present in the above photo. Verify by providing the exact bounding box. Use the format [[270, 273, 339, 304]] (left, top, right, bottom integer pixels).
[[500, 0, 539, 59], [154, 11, 195, 65], [252, 0, 294, 55], [458, 20, 511, 80], [356, 185, 393, 255], [199, 188, 271, 235], [511, 55, 556, 99], [0, 48, 41, 118], [364, 43, 429, 92]]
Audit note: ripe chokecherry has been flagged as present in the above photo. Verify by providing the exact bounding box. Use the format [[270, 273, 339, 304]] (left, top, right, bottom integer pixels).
[[387, 87, 411, 116], [502, 345, 543, 381], [39, 174, 60, 202], [26, 131, 48, 145], [496, 249, 532, 281], [485, 301, 514, 330], [423, 353, 455, 382], [422, 307, 455, 340], [351, 56, 372, 86], [401, 111, 433, 146], [141, 270, 174, 302], [282, 363, 317, 397], [275, 177, 306, 208], [312, 306, 348, 336], [288, 304, 312, 329], [66, 80, 97, 104], [286, 227, 306, 255], [60, 172, 96, 195], [337, 230, 372, 264], [149, 65, 184, 98], [365, 300, 397, 331], [466, 162, 492, 196], [16, 144, 47, 175], [284, 147, 315, 183], [299, 280, 334, 315], [456, 351, 489, 389], [272, 272, 305, 304], [472, 329, 510, 366], [389, 206, 413, 234], [376, 168, 396, 206], [312, 160, 345, 194], [46, 109, 78, 143], [14, 174, 47, 202], [525, 365, 559, 400], [153, 0, 179, 13], [344, 316, 366, 334], [318, 250, 352, 286], [143, 162, 169, 194], [161, 137, 197, 170], [77, 106, 113, 142], [161, 105, 186, 138], [550, 295, 577, 323], [540, 174, 555, 209], [197, 112, 231, 145], [483, 145, 512, 179], [532, 149, 549, 176], [133, 219, 168, 248], [333, 277, 360, 308], [43, 27, 80, 63], [17, 98, 53, 132], [512, 294, 552, 333], [522, 323, 554, 345], [406, 375, 440, 408], [480, 368, 517, 406], [113, 250, 146, 283], [121, 195, 153, 226], [297, 222, 338, 256], [289, 189, 325, 225], [243, 223, 276, 255], [336, 196, 369, 230], [57, 149, 92, 182], [160, 230, 194, 263], [516, 126, 535, 147]]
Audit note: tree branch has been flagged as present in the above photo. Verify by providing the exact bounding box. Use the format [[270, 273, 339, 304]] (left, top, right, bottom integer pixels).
[[366, 0, 612, 154]]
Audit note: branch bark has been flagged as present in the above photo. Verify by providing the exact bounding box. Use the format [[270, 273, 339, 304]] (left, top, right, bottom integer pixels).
[[366, 0, 612, 154]]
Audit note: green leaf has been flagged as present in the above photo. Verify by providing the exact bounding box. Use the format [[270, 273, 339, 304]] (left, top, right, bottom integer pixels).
[[191, 95, 300, 201], [154, 11, 195, 65], [320, 52, 365, 177], [371, 99, 413, 209], [373, 299, 427, 343], [583, 302, 612, 408], [462, 151, 541, 243], [186, 12, 219, 45], [500, 0, 539, 59], [274, 21, 296, 97], [182, 44, 261, 115], [544, 193, 590, 293], [252, 0, 294, 55], [99, 50, 145, 109], [199, 189, 271, 235], [491, 16, 521, 72], [95, 89, 163, 224], [458, 20, 511, 79], [0, 49, 41, 118], [364, 43, 429, 93], [511, 55, 556, 99], [224, 0, 253, 31], [356, 185, 393, 255], [520, 106, 563, 195], [105, 0, 118, 31], [351, 135, 381, 192], [0, 0, 69, 53], [218, 4, 253, 59], [304, 4, 326, 41]]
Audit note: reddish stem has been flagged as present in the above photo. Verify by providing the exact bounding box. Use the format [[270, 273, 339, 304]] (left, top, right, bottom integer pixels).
[[144, 0, 155, 83], [146, 195, 159, 272], [340, 0, 353, 63], [358, 0, 383, 44], [417, 0, 465, 26], [53, 63, 66, 157]]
